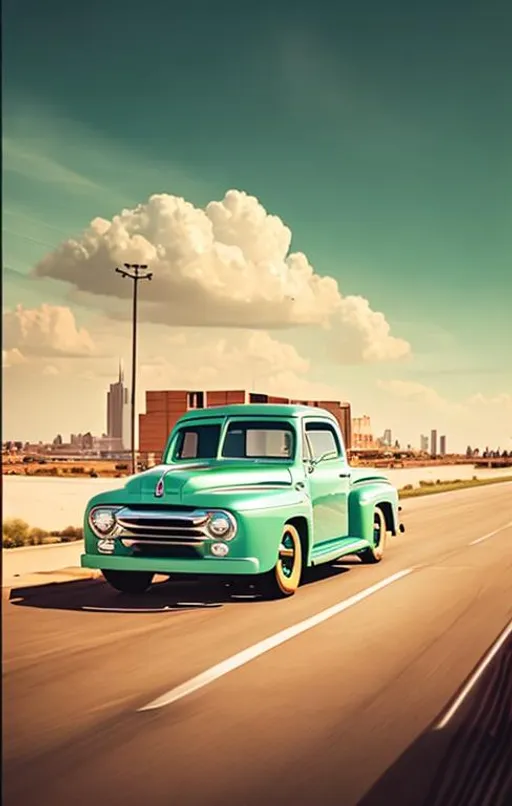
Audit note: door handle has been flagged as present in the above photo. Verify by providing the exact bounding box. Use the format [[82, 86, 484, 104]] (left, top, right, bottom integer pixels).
[[295, 481, 305, 490], [339, 472, 350, 477]]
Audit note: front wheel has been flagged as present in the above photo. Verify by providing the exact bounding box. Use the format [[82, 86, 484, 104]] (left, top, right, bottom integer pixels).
[[257, 523, 303, 600], [359, 506, 387, 564], [101, 569, 154, 594]]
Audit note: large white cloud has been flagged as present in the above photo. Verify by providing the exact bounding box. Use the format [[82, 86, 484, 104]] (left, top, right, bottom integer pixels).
[[2, 304, 95, 358], [335, 296, 410, 362], [33, 189, 410, 363], [2, 348, 27, 369], [377, 379, 452, 409], [139, 329, 311, 391], [3, 324, 346, 442], [378, 379, 512, 451]]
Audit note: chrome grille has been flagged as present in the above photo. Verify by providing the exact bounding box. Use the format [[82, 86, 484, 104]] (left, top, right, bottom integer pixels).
[[115, 508, 210, 546]]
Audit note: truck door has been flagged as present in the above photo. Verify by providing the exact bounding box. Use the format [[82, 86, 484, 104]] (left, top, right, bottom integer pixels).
[[304, 419, 350, 544]]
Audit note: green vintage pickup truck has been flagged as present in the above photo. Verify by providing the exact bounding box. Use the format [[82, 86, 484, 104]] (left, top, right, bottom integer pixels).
[[81, 404, 404, 599]]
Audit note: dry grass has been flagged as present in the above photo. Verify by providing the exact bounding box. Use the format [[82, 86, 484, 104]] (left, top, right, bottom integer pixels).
[[399, 475, 512, 498]]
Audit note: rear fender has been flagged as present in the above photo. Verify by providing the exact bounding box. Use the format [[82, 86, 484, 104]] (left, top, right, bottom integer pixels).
[[348, 483, 399, 544]]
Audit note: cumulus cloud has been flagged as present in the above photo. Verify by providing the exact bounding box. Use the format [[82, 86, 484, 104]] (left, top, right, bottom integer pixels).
[[378, 381, 512, 418], [2, 348, 27, 369], [467, 392, 512, 411], [2, 304, 95, 358], [377, 379, 512, 450], [3, 324, 347, 442], [42, 365, 60, 376], [377, 379, 450, 408], [336, 297, 411, 362], [33, 189, 410, 363], [140, 329, 311, 391]]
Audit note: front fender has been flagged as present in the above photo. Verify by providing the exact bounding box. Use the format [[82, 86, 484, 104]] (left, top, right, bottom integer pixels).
[[235, 498, 312, 573], [203, 489, 313, 573], [348, 482, 399, 542]]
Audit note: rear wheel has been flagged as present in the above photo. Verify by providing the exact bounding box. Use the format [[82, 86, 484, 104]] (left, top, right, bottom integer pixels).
[[359, 506, 387, 564], [101, 569, 154, 594], [258, 523, 303, 599]]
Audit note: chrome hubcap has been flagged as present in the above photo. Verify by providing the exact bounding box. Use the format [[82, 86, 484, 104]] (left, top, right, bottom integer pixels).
[[279, 531, 295, 578]]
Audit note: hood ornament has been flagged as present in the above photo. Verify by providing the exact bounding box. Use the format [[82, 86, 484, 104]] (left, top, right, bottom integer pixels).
[[154, 473, 165, 498]]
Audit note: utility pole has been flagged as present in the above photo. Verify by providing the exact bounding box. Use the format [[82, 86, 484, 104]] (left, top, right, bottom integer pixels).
[[115, 263, 153, 474]]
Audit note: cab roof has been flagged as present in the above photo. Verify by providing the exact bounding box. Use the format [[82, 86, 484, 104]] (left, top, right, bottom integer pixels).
[[177, 404, 338, 421]]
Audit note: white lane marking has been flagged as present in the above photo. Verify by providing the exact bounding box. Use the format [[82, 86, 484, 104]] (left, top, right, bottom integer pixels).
[[434, 618, 512, 731], [138, 568, 414, 712], [469, 520, 512, 546]]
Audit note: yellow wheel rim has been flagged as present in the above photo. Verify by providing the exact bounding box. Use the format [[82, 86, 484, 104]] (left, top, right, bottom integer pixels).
[[275, 524, 302, 594]]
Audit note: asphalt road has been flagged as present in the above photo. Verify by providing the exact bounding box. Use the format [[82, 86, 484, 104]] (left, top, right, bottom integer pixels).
[[3, 483, 512, 806]]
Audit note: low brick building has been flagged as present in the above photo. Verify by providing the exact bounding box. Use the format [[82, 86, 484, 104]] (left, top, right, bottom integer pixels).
[[139, 389, 352, 459]]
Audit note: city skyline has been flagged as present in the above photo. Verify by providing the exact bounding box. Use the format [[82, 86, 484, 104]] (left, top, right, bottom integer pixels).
[[4, 366, 510, 457], [7, 363, 507, 457], [2, 0, 511, 453]]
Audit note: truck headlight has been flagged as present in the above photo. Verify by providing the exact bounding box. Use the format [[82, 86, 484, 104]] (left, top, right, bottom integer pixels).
[[206, 511, 237, 541], [89, 507, 120, 536]]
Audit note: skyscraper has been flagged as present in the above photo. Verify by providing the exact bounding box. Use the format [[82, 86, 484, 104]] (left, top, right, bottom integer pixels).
[[431, 429, 438, 457], [440, 435, 446, 456], [383, 429, 392, 447], [420, 434, 429, 452], [107, 361, 129, 449]]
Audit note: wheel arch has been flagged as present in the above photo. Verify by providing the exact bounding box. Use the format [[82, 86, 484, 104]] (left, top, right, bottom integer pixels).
[[284, 515, 310, 567], [376, 501, 396, 536]]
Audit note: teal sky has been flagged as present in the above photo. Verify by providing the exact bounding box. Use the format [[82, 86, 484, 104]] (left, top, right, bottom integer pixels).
[[2, 0, 512, 445]]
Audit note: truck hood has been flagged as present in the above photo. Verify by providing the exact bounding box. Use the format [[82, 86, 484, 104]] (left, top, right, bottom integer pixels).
[[124, 461, 294, 504]]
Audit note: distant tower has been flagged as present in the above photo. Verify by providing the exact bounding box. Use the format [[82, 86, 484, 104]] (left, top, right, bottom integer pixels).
[[107, 360, 130, 449], [431, 429, 438, 457], [439, 435, 446, 456]]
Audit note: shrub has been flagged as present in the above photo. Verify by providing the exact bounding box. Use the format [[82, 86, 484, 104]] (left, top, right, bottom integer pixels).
[[2, 518, 31, 547], [27, 527, 50, 546], [402, 484, 414, 491], [3, 520, 84, 548], [58, 525, 84, 542]]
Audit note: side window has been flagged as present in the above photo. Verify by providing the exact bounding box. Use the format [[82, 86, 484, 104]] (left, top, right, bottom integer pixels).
[[305, 422, 341, 461]]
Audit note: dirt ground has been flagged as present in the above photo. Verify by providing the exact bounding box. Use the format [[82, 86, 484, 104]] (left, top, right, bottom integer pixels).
[[2, 459, 129, 478]]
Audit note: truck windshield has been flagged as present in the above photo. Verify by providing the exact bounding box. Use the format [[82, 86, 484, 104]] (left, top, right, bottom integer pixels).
[[221, 420, 295, 460], [169, 419, 296, 461]]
